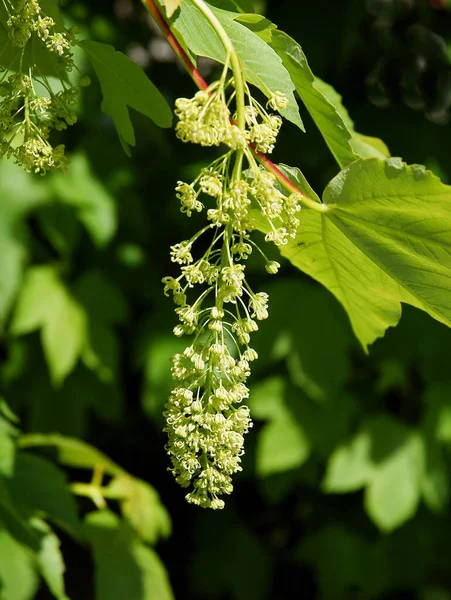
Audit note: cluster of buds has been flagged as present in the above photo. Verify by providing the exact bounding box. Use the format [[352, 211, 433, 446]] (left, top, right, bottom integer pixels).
[[0, 0, 89, 174], [163, 76, 302, 508]]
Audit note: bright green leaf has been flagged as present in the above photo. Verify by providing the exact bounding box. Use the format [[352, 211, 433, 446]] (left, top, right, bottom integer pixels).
[[323, 429, 374, 493], [263, 159, 451, 349], [18, 434, 124, 475], [234, 13, 276, 43], [0, 529, 38, 600], [314, 77, 390, 160], [0, 161, 47, 324], [162, 0, 184, 17], [11, 267, 87, 385], [80, 40, 172, 154], [106, 477, 171, 545], [248, 376, 288, 421], [365, 431, 424, 532], [323, 416, 424, 532], [173, 1, 304, 130], [50, 153, 117, 247], [32, 519, 68, 600], [257, 416, 310, 477]]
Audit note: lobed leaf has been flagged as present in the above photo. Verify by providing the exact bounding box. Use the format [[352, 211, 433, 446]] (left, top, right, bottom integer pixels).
[[80, 40, 172, 155], [262, 159, 451, 349], [11, 267, 87, 386]]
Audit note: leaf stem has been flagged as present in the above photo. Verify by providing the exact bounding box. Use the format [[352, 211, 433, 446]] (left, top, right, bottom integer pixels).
[[142, 0, 325, 212], [142, 0, 208, 91]]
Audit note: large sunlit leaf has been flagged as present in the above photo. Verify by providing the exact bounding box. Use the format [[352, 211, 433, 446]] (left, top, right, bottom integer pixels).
[[172, 1, 304, 130], [263, 159, 451, 349], [80, 40, 173, 155]]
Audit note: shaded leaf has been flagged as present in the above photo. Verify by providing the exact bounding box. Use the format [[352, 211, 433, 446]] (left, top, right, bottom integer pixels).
[[50, 153, 117, 247], [5, 453, 79, 535], [80, 40, 172, 154], [191, 508, 272, 600], [11, 267, 87, 385], [0, 479, 42, 552], [256, 416, 310, 476], [0, 161, 47, 325], [84, 510, 174, 600], [323, 416, 424, 532]]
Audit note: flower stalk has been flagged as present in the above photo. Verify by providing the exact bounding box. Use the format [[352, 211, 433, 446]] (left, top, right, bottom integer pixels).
[[142, 0, 327, 213]]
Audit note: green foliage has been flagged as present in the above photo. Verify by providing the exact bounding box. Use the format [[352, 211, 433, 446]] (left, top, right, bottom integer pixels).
[[256, 159, 451, 349], [80, 40, 173, 154], [2, 0, 451, 598], [84, 510, 173, 600], [171, 1, 304, 129]]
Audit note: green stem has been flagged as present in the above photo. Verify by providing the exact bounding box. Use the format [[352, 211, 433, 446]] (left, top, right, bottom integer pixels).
[[190, 0, 245, 130], [142, 0, 326, 213]]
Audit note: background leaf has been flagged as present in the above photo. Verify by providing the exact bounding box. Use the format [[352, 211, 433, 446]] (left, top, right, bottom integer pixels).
[[80, 41, 172, 155], [84, 510, 174, 600]]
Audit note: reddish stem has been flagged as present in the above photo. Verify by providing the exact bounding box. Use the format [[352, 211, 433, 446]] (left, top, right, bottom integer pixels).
[[142, 0, 316, 204]]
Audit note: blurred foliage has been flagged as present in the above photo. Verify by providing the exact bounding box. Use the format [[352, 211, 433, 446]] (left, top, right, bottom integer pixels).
[[1, 0, 451, 599]]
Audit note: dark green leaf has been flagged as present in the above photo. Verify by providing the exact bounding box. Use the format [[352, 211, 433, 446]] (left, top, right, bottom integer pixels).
[[49, 153, 117, 247], [80, 40, 172, 154], [84, 510, 174, 600], [5, 453, 79, 535]]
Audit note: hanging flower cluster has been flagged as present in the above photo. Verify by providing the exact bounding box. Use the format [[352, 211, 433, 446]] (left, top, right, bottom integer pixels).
[[163, 75, 302, 509], [0, 0, 89, 174]]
